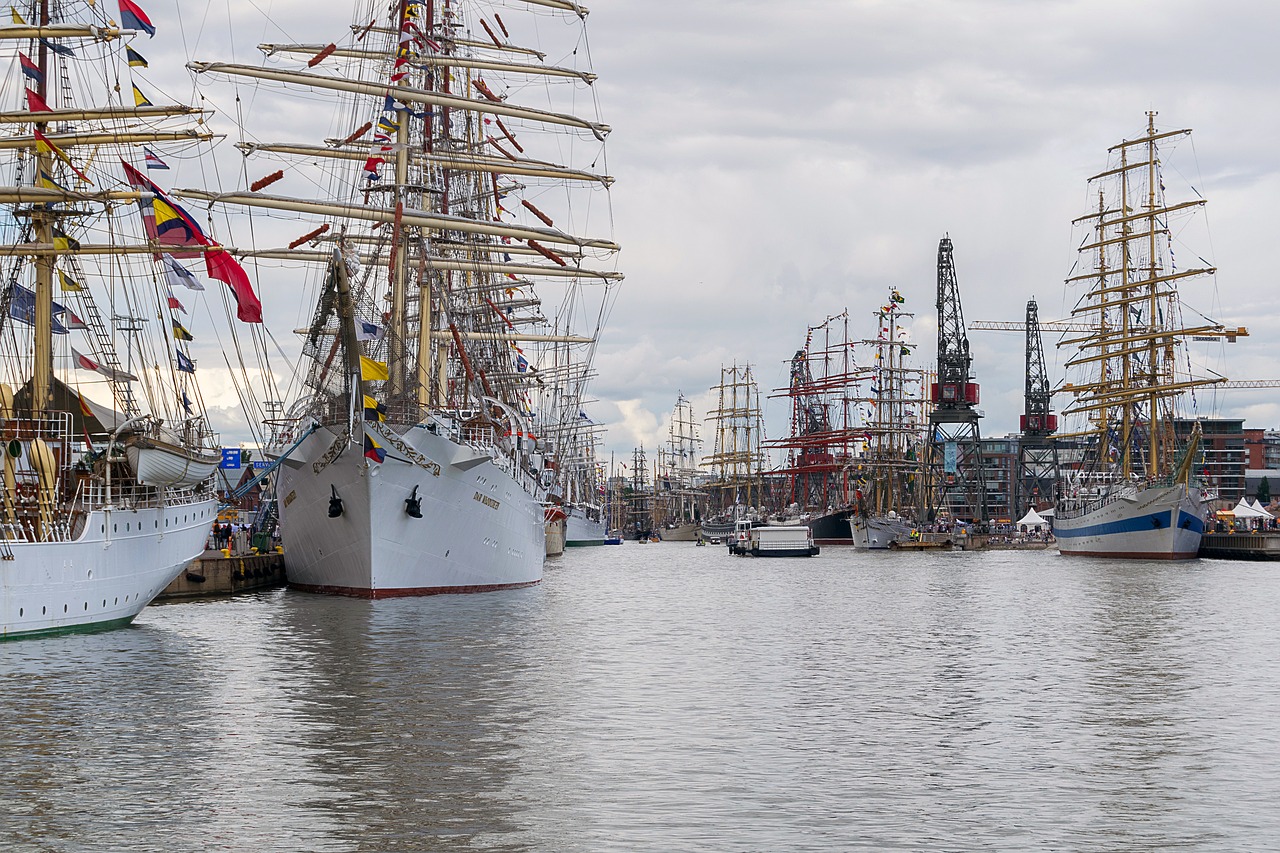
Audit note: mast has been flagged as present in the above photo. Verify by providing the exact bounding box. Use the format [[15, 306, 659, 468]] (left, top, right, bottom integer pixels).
[[1059, 112, 1224, 482]]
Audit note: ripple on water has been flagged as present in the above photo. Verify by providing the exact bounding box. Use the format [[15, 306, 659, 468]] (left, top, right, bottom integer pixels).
[[3, 548, 1279, 851]]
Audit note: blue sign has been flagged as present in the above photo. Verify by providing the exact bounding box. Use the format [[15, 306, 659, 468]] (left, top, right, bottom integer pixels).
[[220, 448, 242, 469], [253, 461, 271, 469]]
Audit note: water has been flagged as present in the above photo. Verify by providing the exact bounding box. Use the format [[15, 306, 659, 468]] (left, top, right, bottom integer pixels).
[[3, 545, 1279, 851]]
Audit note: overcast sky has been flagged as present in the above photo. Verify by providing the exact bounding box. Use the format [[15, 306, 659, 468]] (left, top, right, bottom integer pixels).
[[149, 0, 1280, 463]]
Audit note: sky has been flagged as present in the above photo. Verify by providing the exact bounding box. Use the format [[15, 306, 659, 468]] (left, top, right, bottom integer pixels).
[[130, 0, 1280, 464]]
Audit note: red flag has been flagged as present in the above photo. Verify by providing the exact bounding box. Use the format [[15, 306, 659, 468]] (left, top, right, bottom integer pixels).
[[25, 88, 52, 112], [205, 247, 262, 323]]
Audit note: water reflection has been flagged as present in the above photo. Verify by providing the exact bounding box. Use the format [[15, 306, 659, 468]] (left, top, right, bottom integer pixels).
[[3, 549, 1280, 850]]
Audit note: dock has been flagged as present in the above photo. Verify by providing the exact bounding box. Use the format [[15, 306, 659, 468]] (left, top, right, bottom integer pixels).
[[158, 550, 287, 600], [1199, 531, 1280, 561]]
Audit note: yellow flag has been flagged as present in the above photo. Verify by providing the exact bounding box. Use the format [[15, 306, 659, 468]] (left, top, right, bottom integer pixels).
[[58, 270, 82, 291], [11, 7, 25, 24], [132, 84, 152, 107], [359, 356, 388, 382]]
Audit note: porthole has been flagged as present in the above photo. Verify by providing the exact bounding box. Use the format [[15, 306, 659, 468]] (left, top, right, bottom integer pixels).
[[114, 597, 118, 605], [102, 600, 106, 607], [42, 606, 46, 615], [84, 603, 88, 611], [63, 604, 68, 613], [18, 608, 22, 617], [113, 524, 117, 532]]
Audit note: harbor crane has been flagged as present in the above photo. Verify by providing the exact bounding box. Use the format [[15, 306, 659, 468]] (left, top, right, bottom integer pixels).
[[920, 236, 987, 526], [1015, 300, 1059, 517]]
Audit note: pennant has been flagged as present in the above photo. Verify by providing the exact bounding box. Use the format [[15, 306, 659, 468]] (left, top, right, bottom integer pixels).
[[204, 247, 262, 323], [78, 392, 95, 419], [355, 320, 385, 342], [363, 395, 386, 422], [175, 349, 195, 373], [38, 170, 68, 192], [182, 391, 193, 414], [132, 84, 152, 107], [34, 129, 93, 184], [161, 253, 204, 290], [18, 53, 43, 85], [11, 7, 25, 24], [39, 38, 75, 58], [126, 46, 148, 67], [172, 319, 193, 341], [73, 348, 138, 381], [143, 147, 168, 169], [65, 308, 87, 330], [119, 0, 156, 37], [51, 226, 80, 251], [515, 352, 528, 373], [25, 88, 52, 113], [58, 270, 82, 292], [363, 433, 386, 463], [167, 290, 186, 313], [122, 162, 262, 322], [359, 356, 388, 382]]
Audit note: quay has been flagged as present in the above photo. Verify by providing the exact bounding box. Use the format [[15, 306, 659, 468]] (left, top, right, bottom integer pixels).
[[158, 549, 287, 600], [1199, 531, 1280, 561]]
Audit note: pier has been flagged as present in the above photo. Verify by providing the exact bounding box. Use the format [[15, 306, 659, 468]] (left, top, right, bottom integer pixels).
[[158, 550, 287, 600], [1199, 531, 1280, 561]]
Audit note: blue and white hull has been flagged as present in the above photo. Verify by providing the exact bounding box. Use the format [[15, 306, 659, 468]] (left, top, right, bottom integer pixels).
[[1055, 483, 1203, 559]]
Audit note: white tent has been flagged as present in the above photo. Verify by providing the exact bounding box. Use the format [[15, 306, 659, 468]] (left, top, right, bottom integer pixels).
[[1250, 499, 1272, 514], [1016, 508, 1048, 530], [1230, 500, 1270, 519]]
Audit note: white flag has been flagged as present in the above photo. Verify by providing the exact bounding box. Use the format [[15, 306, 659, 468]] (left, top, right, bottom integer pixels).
[[161, 252, 204, 291], [355, 320, 385, 342]]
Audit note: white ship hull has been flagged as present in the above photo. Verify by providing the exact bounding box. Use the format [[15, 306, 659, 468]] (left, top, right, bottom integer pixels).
[[1055, 483, 1203, 559], [275, 424, 544, 597], [851, 515, 913, 550], [565, 509, 606, 547], [1, 499, 217, 640]]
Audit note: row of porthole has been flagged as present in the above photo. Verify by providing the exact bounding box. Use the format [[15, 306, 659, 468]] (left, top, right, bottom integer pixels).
[[99, 511, 203, 535], [16, 593, 137, 619]]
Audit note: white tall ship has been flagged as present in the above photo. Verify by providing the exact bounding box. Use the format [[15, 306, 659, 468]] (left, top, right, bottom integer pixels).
[[850, 290, 925, 549], [1054, 112, 1233, 559], [192, 0, 621, 595], [1, 2, 229, 638]]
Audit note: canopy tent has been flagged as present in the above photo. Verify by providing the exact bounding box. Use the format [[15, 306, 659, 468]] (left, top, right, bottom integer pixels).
[[1230, 500, 1271, 519], [1017, 508, 1048, 529]]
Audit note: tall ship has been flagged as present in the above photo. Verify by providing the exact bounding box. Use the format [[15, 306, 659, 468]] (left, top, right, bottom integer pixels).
[[1054, 112, 1230, 559], [767, 313, 862, 544], [850, 290, 926, 549], [1, 1, 229, 638], [193, 0, 621, 594], [656, 393, 702, 540], [700, 363, 767, 539]]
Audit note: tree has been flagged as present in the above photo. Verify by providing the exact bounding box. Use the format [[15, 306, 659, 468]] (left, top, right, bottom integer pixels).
[[1258, 477, 1271, 504]]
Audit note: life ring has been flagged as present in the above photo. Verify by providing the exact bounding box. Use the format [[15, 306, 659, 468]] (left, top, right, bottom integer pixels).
[[16, 483, 36, 498]]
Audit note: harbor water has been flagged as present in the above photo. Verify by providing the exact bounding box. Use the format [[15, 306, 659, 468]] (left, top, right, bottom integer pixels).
[[3, 544, 1279, 851]]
